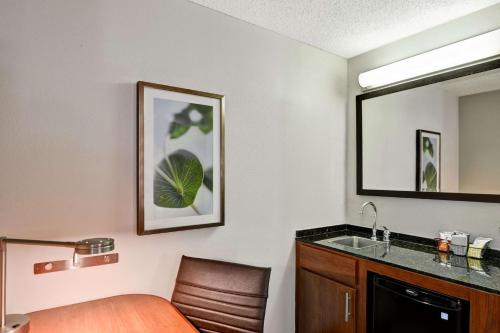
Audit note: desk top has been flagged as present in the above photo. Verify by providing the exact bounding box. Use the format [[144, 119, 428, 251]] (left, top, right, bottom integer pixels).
[[28, 294, 199, 333]]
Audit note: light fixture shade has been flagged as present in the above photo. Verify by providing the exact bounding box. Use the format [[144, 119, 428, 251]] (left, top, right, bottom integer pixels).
[[358, 28, 500, 90], [75, 238, 114, 255]]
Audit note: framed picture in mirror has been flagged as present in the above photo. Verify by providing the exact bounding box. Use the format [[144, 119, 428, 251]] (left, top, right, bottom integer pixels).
[[416, 130, 441, 192]]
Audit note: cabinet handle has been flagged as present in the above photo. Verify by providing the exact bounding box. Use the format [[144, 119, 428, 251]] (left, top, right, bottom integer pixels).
[[344, 292, 351, 323]]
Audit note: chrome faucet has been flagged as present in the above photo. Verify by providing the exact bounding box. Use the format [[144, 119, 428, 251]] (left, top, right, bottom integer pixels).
[[360, 201, 378, 241], [382, 226, 391, 242]]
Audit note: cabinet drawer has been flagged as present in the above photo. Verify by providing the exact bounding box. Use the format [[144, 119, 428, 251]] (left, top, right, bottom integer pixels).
[[297, 242, 357, 287]]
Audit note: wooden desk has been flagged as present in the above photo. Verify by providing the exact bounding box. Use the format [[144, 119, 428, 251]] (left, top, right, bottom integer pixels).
[[28, 294, 199, 333]]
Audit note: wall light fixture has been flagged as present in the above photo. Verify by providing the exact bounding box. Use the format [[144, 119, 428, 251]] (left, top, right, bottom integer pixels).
[[358, 28, 500, 90], [1, 237, 118, 333]]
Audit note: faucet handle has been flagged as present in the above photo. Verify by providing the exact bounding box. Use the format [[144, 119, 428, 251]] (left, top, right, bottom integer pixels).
[[382, 226, 391, 242]]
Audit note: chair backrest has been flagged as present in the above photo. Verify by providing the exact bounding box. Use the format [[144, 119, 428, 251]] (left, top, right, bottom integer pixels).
[[171, 256, 272, 333]]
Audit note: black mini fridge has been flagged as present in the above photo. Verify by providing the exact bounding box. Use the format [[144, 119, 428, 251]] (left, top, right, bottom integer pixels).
[[369, 274, 469, 333]]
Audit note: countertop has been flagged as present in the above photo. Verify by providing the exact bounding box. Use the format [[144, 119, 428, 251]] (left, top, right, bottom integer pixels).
[[296, 224, 500, 295]]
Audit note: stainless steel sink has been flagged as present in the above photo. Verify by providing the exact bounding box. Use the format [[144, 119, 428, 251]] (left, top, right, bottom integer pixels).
[[326, 236, 383, 249]]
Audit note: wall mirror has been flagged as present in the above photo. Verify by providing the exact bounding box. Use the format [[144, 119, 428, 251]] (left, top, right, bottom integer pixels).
[[357, 59, 500, 202]]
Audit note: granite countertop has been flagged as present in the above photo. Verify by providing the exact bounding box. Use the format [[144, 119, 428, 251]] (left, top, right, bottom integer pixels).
[[296, 224, 500, 295]]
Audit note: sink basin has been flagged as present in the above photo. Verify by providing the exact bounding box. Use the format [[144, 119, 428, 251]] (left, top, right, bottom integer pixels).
[[327, 236, 383, 249]]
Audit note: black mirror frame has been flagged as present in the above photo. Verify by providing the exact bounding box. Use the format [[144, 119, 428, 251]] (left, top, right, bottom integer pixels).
[[356, 58, 500, 203]]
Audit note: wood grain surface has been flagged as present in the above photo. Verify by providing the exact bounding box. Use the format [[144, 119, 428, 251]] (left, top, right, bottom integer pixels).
[[28, 294, 198, 333], [297, 242, 357, 287]]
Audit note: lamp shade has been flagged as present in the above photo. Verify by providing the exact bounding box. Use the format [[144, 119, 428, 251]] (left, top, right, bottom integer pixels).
[[75, 238, 114, 255]]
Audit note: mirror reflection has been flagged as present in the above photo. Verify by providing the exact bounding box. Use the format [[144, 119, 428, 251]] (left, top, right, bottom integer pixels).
[[361, 68, 500, 195]]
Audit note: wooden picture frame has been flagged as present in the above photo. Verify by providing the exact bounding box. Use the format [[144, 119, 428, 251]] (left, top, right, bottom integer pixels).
[[137, 81, 225, 235]]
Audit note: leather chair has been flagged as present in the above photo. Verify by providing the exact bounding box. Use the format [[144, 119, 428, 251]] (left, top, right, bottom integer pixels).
[[171, 256, 272, 333]]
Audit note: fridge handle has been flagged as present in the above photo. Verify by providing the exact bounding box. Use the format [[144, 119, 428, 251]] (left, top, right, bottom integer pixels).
[[345, 292, 351, 322]]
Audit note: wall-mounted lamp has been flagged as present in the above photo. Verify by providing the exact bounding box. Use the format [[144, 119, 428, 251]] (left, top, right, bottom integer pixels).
[[1, 237, 118, 333], [358, 28, 500, 90]]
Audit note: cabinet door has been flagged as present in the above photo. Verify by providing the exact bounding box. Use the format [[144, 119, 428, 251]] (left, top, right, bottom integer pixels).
[[297, 268, 356, 333], [470, 290, 500, 333]]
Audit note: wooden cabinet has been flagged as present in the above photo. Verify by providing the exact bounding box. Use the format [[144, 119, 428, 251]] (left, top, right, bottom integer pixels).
[[297, 268, 356, 333], [297, 242, 357, 287], [296, 240, 500, 333], [470, 290, 500, 333], [296, 242, 357, 333]]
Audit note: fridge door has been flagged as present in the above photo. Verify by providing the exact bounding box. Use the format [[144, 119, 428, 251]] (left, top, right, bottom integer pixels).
[[370, 274, 469, 333]]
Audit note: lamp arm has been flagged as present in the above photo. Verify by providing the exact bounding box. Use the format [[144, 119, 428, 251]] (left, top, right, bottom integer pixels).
[[3, 238, 77, 248], [1, 239, 6, 328]]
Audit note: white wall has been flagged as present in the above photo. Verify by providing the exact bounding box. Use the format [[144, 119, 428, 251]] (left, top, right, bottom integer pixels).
[[459, 89, 500, 194], [362, 85, 459, 192], [348, 4, 500, 249], [0, 1, 347, 331]]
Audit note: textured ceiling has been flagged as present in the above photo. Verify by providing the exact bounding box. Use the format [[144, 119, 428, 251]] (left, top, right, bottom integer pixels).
[[188, 0, 500, 58]]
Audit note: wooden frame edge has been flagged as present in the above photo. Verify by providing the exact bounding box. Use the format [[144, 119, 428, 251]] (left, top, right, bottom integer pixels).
[[136, 81, 225, 235]]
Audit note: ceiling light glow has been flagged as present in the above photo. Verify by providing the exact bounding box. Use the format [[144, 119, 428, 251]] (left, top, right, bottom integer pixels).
[[358, 29, 500, 90]]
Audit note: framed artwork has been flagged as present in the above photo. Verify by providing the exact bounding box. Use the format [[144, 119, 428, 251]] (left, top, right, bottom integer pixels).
[[137, 81, 224, 235], [416, 130, 441, 192]]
